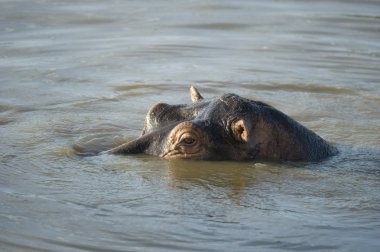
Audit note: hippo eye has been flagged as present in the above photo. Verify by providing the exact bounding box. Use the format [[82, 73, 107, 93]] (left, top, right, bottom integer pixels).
[[178, 133, 197, 146], [180, 137, 196, 145]]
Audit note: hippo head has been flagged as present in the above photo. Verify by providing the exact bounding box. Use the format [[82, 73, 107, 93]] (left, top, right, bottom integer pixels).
[[108, 87, 336, 161]]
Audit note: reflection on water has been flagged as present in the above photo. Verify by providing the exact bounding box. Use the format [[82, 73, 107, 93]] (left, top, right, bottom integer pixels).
[[1, 0, 380, 251], [167, 161, 256, 205]]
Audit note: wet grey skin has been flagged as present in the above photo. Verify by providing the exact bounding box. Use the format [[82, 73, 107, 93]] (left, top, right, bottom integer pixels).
[[107, 87, 338, 161]]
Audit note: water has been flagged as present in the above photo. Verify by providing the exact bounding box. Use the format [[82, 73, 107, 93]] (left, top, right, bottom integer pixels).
[[1, 0, 380, 251]]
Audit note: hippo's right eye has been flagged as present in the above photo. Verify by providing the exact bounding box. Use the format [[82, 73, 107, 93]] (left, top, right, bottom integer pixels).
[[178, 133, 197, 146], [181, 137, 195, 145], [165, 122, 207, 159]]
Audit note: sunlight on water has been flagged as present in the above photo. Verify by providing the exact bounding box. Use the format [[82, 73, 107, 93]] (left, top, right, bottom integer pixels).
[[0, 0, 379, 251]]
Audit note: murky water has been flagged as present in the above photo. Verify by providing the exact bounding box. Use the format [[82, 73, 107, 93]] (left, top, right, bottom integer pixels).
[[1, 0, 380, 251]]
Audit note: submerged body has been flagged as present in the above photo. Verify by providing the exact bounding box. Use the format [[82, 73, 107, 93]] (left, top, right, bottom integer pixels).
[[108, 87, 337, 161]]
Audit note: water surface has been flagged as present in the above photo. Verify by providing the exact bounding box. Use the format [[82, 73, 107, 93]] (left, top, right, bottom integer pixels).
[[1, 0, 380, 251]]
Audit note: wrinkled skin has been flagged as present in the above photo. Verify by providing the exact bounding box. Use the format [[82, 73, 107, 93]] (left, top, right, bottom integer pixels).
[[107, 87, 337, 161]]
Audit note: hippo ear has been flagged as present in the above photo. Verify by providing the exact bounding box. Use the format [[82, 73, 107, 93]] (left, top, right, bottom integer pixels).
[[232, 119, 250, 143], [190, 86, 204, 103]]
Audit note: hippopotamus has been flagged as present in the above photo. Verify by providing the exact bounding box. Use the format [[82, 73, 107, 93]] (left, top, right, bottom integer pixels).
[[107, 87, 337, 161]]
